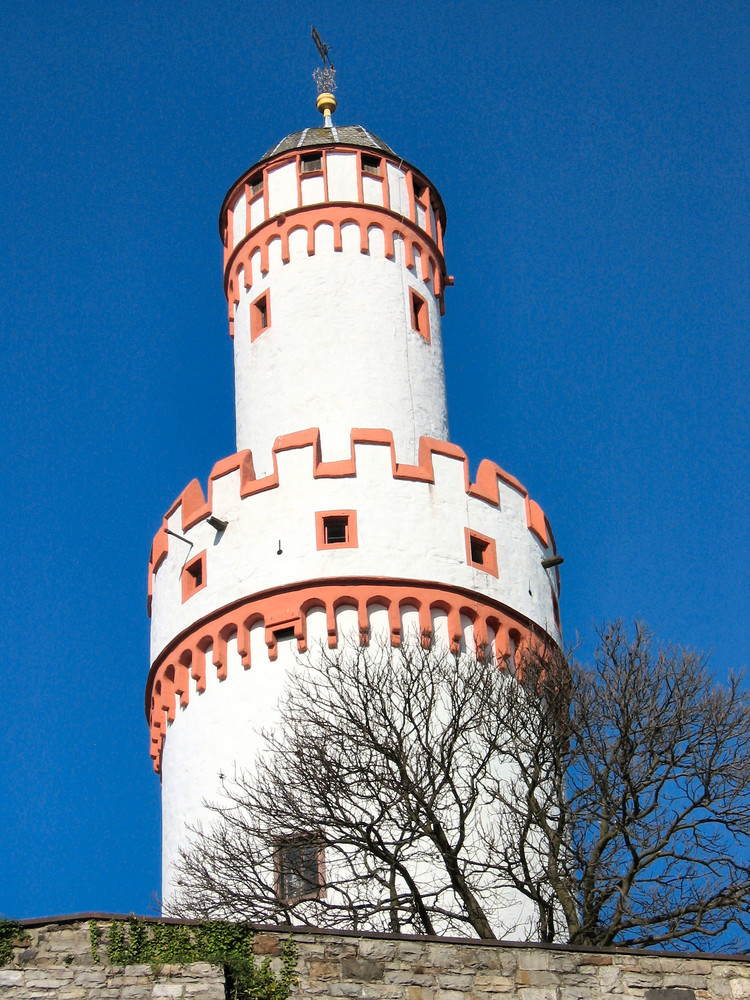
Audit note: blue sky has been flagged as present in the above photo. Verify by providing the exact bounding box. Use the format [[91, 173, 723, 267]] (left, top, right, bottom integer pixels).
[[1, 1, 747, 920]]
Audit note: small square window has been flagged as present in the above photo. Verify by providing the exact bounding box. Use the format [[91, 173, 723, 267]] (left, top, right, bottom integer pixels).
[[181, 551, 207, 602], [251, 291, 271, 341], [301, 152, 322, 174], [275, 834, 324, 904], [465, 529, 498, 577], [316, 510, 358, 550], [361, 154, 381, 176], [410, 288, 430, 343], [249, 172, 263, 198]]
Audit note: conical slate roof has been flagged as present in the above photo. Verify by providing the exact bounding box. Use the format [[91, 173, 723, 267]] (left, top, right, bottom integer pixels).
[[261, 125, 395, 161]]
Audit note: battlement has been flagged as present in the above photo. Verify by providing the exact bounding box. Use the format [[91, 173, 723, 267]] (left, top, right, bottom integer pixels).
[[148, 429, 560, 667], [150, 430, 554, 583]]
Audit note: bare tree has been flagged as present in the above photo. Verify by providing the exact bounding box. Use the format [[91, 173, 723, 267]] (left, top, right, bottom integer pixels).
[[172, 623, 750, 950]]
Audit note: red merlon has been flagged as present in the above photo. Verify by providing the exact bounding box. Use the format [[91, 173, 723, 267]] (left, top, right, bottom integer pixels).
[[147, 430, 556, 599]]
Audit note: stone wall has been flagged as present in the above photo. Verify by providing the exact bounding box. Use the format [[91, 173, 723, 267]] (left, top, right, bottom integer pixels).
[[2, 915, 749, 999]]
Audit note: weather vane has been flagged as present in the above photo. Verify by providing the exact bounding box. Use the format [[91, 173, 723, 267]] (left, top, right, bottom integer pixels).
[[311, 26, 337, 124], [311, 25, 337, 103]]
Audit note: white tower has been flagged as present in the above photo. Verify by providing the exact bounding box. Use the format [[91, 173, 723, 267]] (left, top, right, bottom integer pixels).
[[146, 88, 562, 919]]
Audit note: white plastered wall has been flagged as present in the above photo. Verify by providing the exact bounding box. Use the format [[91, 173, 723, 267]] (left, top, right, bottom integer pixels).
[[160, 605, 538, 939], [232, 228, 449, 475]]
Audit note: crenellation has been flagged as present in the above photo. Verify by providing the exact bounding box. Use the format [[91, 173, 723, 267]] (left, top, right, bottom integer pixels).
[[148, 432, 557, 616]]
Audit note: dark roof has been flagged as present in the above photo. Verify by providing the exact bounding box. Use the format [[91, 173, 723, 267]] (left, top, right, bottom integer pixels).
[[262, 125, 395, 161]]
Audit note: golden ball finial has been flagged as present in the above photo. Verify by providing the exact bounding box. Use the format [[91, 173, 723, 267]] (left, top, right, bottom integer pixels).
[[316, 92, 337, 120]]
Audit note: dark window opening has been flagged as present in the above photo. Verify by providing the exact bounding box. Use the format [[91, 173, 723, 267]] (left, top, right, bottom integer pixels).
[[251, 292, 270, 341], [470, 536, 488, 566], [410, 289, 430, 341], [301, 153, 323, 174], [412, 295, 423, 330], [324, 516, 348, 545], [187, 560, 203, 586], [413, 178, 426, 200], [552, 591, 560, 629], [361, 154, 381, 176], [182, 552, 206, 602], [274, 626, 296, 642], [249, 172, 263, 198], [276, 836, 323, 903]]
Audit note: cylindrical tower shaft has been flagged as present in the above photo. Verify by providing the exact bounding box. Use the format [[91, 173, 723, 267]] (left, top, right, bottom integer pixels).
[[219, 129, 451, 474]]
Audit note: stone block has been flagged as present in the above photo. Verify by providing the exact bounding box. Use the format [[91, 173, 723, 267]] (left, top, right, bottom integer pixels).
[[578, 954, 613, 967], [473, 972, 516, 991], [73, 970, 107, 986], [643, 990, 696, 1000], [120, 985, 151, 999], [661, 975, 708, 990], [403, 986, 435, 1000], [308, 959, 340, 980], [517, 969, 560, 987], [0, 969, 24, 984], [358, 939, 397, 962], [514, 987, 556, 1000], [393, 941, 428, 960], [434, 973, 474, 990], [154, 984, 192, 998], [23, 973, 72, 988], [385, 970, 433, 987], [253, 933, 281, 956], [517, 951, 553, 972], [341, 956, 385, 981]]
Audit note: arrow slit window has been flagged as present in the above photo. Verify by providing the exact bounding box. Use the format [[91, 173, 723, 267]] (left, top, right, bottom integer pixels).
[[251, 291, 271, 341], [410, 289, 430, 343]]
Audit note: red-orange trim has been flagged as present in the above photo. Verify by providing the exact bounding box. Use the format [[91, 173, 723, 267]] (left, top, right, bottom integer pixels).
[[410, 288, 431, 343], [220, 145, 447, 243], [465, 528, 499, 578], [181, 550, 207, 603], [147, 430, 556, 616], [146, 578, 557, 775], [250, 289, 271, 342], [315, 510, 358, 550], [223, 203, 448, 319]]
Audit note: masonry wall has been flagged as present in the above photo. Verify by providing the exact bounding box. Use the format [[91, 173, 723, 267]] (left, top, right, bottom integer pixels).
[[3, 916, 749, 1000]]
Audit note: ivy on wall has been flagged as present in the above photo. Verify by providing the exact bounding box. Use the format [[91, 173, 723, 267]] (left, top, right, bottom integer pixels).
[[0, 921, 28, 966], [90, 917, 297, 999]]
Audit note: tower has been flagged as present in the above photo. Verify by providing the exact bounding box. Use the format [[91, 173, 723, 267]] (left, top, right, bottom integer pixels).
[[146, 84, 562, 922]]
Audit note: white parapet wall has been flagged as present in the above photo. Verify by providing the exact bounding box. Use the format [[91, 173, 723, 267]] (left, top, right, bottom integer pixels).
[[148, 431, 560, 668]]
